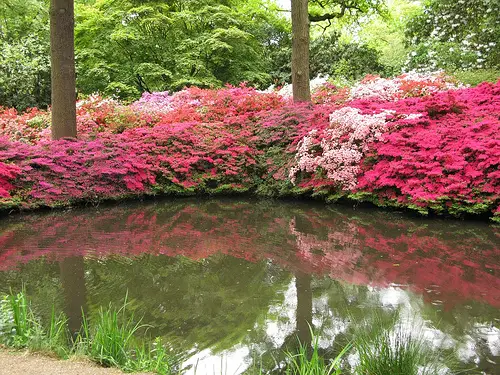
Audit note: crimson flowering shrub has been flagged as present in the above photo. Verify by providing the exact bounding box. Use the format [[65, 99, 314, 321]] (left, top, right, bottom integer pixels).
[[289, 81, 500, 220], [355, 83, 500, 217], [0, 161, 20, 198], [0, 74, 498, 221]]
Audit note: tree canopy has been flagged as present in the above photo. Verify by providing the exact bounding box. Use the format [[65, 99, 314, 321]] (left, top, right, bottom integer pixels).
[[1, 0, 498, 110], [405, 0, 500, 71], [75, 0, 288, 99]]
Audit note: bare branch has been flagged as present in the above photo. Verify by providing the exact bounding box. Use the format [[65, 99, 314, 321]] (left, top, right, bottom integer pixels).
[[309, 6, 346, 22]]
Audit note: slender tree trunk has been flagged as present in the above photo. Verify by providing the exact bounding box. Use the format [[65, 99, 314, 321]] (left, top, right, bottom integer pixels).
[[291, 0, 311, 102], [50, 0, 77, 139]]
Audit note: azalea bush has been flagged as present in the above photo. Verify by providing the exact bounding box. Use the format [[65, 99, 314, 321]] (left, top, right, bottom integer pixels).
[[0, 73, 498, 221]]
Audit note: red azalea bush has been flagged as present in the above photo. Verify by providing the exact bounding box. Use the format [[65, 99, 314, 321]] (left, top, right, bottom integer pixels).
[[0, 76, 498, 221], [289, 82, 500, 219]]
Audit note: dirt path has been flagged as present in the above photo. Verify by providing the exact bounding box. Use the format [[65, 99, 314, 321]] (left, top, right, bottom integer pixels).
[[0, 350, 150, 375]]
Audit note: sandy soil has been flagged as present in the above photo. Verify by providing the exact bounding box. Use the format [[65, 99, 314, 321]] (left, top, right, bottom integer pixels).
[[0, 350, 151, 375]]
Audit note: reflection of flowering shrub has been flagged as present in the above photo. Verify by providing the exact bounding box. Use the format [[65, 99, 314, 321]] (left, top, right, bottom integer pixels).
[[0, 201, 498, 307]]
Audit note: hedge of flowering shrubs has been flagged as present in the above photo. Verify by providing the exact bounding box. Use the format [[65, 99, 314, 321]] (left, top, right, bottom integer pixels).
[[0, 74, 499, 221]]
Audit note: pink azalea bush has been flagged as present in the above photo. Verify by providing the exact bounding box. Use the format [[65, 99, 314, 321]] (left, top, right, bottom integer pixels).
[[0, 74, 498, 221], [289, 107, 398, 189]]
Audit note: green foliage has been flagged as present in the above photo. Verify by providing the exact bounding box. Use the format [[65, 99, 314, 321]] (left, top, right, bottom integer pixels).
[[310, 32, 386, 82], [0, 289, 67, 353], [356, 0, 422, 75], [0, 0, 50, 110], [452, 69, 500, 86], [76, 297, 172, 374], [405, 0, 500, 72], [0, 290, 173, 374], [308, 0, 388, 24], [75, 0, 285, 97], [285, 330, 349, 375], [354, 319, 442, 375]]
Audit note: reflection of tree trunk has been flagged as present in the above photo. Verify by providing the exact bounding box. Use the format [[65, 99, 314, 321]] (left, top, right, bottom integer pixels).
[[59, 256, 87, 339], [295, 271, 312, 344]]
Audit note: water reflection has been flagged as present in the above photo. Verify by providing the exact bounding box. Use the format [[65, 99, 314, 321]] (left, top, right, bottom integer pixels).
[[59, 256, 87, 339], [0, 199, 498, 373]]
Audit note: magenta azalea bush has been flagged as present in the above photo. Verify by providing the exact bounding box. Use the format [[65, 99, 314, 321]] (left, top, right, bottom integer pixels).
[[0, 74, 498, 221]]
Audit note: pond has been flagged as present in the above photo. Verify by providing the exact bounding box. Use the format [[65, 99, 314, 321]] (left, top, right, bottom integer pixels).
[[0, 198, 499, 374]]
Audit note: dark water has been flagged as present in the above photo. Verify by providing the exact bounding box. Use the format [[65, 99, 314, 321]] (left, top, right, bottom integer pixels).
[[0, 199, 499, 374]]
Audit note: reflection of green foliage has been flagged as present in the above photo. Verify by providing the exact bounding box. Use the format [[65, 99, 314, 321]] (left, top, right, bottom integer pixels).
[[86, 254, 290, 355]]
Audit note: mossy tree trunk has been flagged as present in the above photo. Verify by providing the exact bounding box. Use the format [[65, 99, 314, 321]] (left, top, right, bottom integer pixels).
[[50, 0, 77, 139], [291, 0, 311, 102]]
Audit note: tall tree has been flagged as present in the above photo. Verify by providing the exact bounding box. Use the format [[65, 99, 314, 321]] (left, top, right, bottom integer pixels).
[[290, 0, 386, 102], [291, 0, 311, 102], [50, 0, 76, 139]]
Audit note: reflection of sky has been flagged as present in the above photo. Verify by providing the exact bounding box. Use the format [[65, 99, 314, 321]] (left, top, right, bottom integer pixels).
[[182, 283, 499, 374], [265, 279, 296, 347], [183, 346, 250, 375]]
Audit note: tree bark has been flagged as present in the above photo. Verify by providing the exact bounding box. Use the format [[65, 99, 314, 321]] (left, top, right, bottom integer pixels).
[[291, 0, 311, 102], [50, 0, 77, 139]]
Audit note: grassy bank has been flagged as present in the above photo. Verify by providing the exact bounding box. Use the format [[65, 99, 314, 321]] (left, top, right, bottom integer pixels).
[[0, 290, 173, 374], [0, 290, 454, 375]]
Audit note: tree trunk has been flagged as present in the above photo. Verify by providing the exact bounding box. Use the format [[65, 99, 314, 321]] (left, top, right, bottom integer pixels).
[[291, 0, 311, 102], [50, 0, 77, 139]]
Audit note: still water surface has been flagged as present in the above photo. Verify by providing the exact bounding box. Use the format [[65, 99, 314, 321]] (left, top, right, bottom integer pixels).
[[0, 199, 499, 374]]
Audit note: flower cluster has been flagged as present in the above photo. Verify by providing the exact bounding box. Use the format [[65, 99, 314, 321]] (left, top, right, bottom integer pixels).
[[130, 91, 172, 114], [349, 71, 462, 101], [357, 83, 500, 213], [289, 107, 396, 189]]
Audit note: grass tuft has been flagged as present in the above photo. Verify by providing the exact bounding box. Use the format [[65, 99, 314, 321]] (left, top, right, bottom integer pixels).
[[353, 317, 442, 375], [285, 328, 350, 375]]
